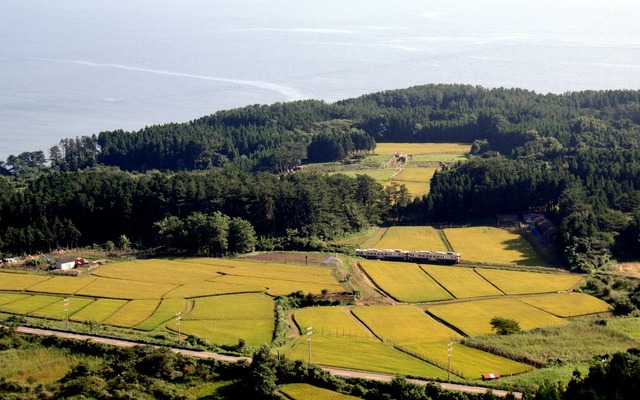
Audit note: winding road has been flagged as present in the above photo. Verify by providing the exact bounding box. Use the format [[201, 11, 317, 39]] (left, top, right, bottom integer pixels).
[[14, 326, 521, 398]]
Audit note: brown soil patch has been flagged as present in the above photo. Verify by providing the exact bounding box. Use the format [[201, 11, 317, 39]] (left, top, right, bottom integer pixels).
[[615, 262, 640, 278], [242, 252, 328, 265]]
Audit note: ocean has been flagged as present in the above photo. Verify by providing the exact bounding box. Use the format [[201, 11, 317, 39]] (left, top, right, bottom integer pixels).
[[1, 0, 639, 160]]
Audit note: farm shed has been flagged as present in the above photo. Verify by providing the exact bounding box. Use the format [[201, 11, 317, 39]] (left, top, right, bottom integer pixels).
[[56, 257, 88, 270]]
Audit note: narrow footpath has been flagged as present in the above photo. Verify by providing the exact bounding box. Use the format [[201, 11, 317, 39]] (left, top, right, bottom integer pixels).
[[14, 326, 521, 398]]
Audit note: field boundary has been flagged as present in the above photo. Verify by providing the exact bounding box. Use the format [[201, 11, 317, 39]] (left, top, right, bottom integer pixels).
[[438, 230, 454, 252]]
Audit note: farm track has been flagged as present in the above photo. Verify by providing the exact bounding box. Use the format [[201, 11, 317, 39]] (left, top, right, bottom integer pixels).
[[10, 325, 521, 398]]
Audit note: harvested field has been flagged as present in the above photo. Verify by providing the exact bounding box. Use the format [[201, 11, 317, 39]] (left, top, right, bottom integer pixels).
[[359, 260, 452, 302]]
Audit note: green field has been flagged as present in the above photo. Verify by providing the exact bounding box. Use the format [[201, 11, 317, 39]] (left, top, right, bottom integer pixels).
[[135, 298, 188, 331], [0, 294, 62, 315], [0, 272, 50, 291], [372, 226, 448, 251], [280, 383, 362, 400], [476, 268, 584, 295], [421, 265, 503, 298], [0, 293, 30, 306], [359, 260, 453, 302], [427, 298, 568, 336], [444, 227, 549, 266], [30, 297, 95, 320]]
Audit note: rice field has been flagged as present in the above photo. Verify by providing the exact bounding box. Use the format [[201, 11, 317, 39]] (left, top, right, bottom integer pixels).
[[70, 298, 128, 323], [102, 299, 161, 328], [0, 293, 30, 306], [280, 383, 362, 400], [402, 340, 533, 378], [334, 169, 396, 182], [292, 307, 374, 339], [285, 334, 449, 379], [359, 260, 453, 302], [0, 272, 50, 291], [213, 274, 341, 296], [426, 298, 568, 337], [393, 167, 438, 183], [351, 305, 461, 344], [0, 294, 62, 315], [517, 293, 611, 317], [75, 278, 179, 300], [372, 226, 448, 252], [375, 142, 471, 158], [389, 181, 432, 198], [91, 259, 223, 284], [26, 276, 96, 295], [135, 298, 188, 331], [30, 297, 95, 320], [162, 280, 263, 298], [443, 227, 549, 266], [177, 318, 274, 347], [420, 265, 503, 298], [476, 268, 584, 295], [185, 293, 274, 321]]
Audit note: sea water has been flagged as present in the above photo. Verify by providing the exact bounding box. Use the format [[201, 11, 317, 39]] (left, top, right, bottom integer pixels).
[[1, 0, 639, 159]]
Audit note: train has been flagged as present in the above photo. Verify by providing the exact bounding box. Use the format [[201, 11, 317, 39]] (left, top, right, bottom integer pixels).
[[355, 248, 461, 264]]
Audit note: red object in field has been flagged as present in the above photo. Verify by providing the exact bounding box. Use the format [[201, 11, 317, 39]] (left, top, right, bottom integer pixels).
[[482, 373, 500, 380]]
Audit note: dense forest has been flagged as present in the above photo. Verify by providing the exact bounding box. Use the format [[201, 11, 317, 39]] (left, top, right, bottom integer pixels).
[[1, 84, 640, 271]]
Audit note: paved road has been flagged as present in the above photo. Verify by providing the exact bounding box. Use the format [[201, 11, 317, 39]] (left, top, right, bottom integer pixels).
[[14, 326, 521, 398]]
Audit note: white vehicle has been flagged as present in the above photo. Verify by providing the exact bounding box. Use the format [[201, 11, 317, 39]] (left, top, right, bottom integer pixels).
[[355, 248, 460, 264]]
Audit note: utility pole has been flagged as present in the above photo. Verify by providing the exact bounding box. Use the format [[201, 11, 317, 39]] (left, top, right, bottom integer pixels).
[[63, 298, 70, 329], [175, 312, 182, 341], [447, 341, 453, 382], [306, 326, 313, 364]]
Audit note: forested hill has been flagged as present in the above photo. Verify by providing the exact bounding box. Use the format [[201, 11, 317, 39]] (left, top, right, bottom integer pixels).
[[1, 84, 640, 271]]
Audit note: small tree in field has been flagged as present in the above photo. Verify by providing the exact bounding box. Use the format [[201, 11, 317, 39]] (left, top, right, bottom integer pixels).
[[490, 317, 521, 335]]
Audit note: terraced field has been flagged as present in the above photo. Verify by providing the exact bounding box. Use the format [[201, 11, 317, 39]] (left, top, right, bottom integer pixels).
[[373, 226, 448, 251]]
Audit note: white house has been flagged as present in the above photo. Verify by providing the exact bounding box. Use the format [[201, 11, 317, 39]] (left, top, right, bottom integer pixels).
[[56, 257, 76, 270]]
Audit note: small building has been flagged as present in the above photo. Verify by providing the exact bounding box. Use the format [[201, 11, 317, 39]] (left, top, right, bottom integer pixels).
[[482, 373, 500, 380], [56, 257, 88, 270]]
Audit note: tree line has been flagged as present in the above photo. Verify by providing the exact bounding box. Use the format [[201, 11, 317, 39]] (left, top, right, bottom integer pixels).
[[2, 84, 640, 270]]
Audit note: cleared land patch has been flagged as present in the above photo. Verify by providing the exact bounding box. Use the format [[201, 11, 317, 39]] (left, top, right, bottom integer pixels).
[[359, 260, 453, 302], [372, 226, 448, 251], [517, 293, 611, 317], [427, 298, 567, 337], [420, 265, 503, 299], [444, 227, 549, 266], [476, 268, 584, 295], [375, 142, 470, 159]]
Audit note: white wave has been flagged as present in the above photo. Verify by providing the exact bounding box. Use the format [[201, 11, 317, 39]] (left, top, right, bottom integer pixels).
[[42, 59, 306, 100]]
